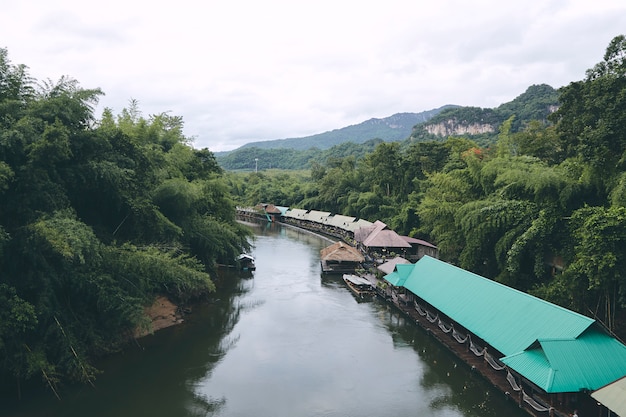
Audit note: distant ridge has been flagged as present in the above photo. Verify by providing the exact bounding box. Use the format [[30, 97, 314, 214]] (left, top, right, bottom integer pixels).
[[229, 106, 456, 153], [216, 84, 559, 170]]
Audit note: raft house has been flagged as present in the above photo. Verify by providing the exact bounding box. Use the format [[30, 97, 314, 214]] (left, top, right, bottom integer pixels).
[[383, 255, 626, 417], [236, 206, 439, 261], [319, 241, 365, 275], [236, 205, 626, 416]]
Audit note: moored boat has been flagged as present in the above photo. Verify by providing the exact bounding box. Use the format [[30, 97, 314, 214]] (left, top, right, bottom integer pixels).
[[237, 253, 256, 271], [343, 274, 375, 297]]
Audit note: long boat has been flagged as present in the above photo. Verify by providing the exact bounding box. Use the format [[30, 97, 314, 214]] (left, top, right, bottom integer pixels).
[[342, 274, 376, 298]]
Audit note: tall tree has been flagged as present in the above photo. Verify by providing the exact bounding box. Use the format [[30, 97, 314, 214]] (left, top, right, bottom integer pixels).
[[551, 34, 626, 195]]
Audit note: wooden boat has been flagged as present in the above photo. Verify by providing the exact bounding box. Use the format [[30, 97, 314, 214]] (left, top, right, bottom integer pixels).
[[343, 274, 375, 297], [237, 254, 256, 271]]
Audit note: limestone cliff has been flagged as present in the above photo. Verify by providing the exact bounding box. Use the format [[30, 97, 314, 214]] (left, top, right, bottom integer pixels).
[[424, 120, 496, 136]]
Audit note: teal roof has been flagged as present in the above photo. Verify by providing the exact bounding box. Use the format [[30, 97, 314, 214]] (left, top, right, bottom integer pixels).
[[386, 256, 626, 393], [502, 328, 626, 392], [396, 256, 594, 356], [384, 263, 413, 287]]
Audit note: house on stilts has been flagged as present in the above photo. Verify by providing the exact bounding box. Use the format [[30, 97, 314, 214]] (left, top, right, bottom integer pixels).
[[384, 256, 626, 417], [320, 241, 365, 275]]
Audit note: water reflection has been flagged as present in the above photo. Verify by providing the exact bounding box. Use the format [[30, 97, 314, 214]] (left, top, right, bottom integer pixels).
[[1, 222, 528, 417], [190, 223, 527, 417]]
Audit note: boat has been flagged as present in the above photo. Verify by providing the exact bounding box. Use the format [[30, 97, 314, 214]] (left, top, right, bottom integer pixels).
[[237, 253, 256, 271], [343, 274, 375, 297]]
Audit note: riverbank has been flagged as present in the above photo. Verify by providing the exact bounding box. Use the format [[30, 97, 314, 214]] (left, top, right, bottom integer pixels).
[[135, 296, 183, 338]]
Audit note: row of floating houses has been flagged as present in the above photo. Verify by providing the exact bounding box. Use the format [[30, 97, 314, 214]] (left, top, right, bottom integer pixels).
[[237, 204, 626, 417]]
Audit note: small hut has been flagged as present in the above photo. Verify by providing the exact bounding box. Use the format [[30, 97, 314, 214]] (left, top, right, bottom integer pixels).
[[320, 241, 364, 275]]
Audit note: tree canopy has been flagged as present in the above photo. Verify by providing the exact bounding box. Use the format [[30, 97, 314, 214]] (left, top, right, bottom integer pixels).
[[0, 48, 251, 394]]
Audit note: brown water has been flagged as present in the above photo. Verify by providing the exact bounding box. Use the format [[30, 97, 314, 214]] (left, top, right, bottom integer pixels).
[[1, 222, 528, 417]]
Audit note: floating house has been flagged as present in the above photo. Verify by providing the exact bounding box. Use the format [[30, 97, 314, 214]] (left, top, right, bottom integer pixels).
[[376, 256, 411, 276], [281, 208, 375, 240], [246, 207, 438, 260], [320, 241, 365, 275], [401, 236, 439, 261], [384, 256, 626, 417], [354, 220, 412, 260]]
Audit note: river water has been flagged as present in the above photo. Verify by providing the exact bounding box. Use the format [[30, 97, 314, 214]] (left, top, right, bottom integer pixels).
[[1, 222, 528, 417]]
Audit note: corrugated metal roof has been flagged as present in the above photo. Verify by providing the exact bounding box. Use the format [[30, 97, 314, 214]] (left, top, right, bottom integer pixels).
[[354, 221, 384, 243], [502, 328, 626, 392], [357, 220, 411, 249], [592, 376, 626, 416], [384, 263, 414, 287], [324, 214, 357, 228], [304, 210, 331, 222], [377, 256, 411, 275], [348, 219, 373, 233], [284, 208, 308, 218], [389, 256, 626, 394], [398, 256, 594, 356], [401, 236, 438, 249]]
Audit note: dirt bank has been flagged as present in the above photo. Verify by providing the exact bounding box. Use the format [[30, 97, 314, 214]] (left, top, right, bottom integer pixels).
[[135, 296, 183, 338]]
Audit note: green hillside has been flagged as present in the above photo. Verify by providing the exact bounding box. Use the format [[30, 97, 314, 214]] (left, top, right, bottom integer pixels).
[[409, 84, 559, 146], [236, 107, 453, 151], [217, 84, 558, 171]]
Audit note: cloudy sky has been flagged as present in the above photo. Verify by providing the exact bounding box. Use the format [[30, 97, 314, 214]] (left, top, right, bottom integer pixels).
[[2, 1, 625, 151]]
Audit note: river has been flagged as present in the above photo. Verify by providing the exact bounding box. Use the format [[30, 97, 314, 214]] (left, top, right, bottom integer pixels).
[[1, 222, 528, 417]]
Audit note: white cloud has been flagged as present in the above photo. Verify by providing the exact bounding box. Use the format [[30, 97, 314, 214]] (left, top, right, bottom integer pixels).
[[1, 0, 625, 151]]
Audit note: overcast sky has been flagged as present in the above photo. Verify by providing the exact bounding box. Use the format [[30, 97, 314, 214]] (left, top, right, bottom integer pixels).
[[2, 1, 625, 152]]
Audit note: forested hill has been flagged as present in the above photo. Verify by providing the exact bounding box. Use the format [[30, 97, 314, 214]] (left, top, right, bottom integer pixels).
[[409, 84, 559, 146], [217, 84, 558, 171], [234, 107, 454, 151]]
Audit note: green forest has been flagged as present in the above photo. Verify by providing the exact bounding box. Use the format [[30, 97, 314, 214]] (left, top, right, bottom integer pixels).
[[228, 35, 626, 341], [0, 49, 251, 396]]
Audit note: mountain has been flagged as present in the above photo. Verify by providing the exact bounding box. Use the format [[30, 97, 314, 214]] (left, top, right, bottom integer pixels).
[[409, 84, 559, 146], [216, 84, 559, 170], [232, 106, 456, 152]]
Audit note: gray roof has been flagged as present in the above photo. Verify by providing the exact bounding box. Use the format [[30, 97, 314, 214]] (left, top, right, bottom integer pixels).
[[377, 256, 411, 275], [592, 376, 626, 416]]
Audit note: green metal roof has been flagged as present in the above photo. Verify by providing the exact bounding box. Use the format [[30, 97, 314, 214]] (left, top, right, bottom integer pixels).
[[396, 256, 594, 356], [502, 328, 626, 393], [384, 263, 414, 287], [385, 256, 626, 393]]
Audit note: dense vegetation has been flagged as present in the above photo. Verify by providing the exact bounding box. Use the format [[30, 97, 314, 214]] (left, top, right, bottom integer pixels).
[[0, 50, 251, 396], [229, 36, 626, 340]]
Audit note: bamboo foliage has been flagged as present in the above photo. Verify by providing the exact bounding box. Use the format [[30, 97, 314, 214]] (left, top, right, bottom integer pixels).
[[0, 48, 252, 393]]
